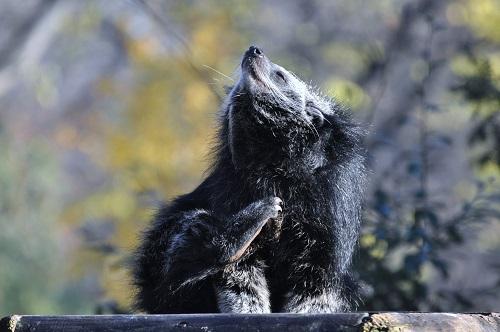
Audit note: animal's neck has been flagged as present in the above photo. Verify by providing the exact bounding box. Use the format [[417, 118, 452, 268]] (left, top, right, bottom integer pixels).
[[232, 137, 320, 175], [204, 152, 335, 221]]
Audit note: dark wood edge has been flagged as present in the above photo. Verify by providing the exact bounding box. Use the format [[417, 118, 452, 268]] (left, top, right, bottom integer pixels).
[[1, 313, 499, 332]]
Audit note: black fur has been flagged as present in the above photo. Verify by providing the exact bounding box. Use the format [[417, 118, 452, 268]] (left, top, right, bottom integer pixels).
[[133, 46, 366, 313]]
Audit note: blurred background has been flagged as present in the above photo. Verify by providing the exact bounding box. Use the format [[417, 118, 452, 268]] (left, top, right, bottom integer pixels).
[[1, 0, 500, 315]]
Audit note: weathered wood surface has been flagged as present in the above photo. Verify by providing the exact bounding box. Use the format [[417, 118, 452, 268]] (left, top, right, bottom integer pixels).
[[0, 313, 499, 332]]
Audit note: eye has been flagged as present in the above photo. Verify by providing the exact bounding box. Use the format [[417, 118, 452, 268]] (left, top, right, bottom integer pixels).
[[275, 71, 286, 82]]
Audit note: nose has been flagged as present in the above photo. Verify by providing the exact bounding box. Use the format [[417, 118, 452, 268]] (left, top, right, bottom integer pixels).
[[247, 45, 264, 58], [241, 45, 267, 70]]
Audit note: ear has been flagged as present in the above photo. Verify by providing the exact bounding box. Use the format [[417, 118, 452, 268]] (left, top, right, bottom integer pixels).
[[305, 101, 325, 127]]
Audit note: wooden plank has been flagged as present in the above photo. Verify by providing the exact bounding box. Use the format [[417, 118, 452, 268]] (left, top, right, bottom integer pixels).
[[0, 313, 367, 332], [1, 313, 499, 332]]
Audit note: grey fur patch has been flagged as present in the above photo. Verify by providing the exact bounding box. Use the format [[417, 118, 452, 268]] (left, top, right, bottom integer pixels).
[[281, 290, 347, 313], [215, 264, 271, 313]]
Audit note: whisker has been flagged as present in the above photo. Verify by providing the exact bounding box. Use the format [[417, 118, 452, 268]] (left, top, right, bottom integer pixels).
[[203, 65, 234, 81]]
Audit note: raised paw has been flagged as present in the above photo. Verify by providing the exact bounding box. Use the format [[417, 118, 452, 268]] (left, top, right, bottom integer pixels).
[[224, 197, 284, 262], [259, 196, 283, 221], [238, 196, 284, 225]]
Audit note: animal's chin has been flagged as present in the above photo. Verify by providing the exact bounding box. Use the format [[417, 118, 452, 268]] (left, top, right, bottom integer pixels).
[[242, 55, 270, 81], [240, 74, 268, 97], [231, 85, 308, 126], [245, 66, 261, 82]]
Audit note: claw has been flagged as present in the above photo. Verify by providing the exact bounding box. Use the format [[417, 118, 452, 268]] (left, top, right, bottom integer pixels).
[[274, 197, 283, 206]]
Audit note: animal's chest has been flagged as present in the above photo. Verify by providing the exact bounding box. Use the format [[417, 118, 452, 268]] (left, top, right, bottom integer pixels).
[[250, 177, 334, 259], [261, 202, 335, 306], [278, 204, 333, 250], [259, 195, 334, 258]]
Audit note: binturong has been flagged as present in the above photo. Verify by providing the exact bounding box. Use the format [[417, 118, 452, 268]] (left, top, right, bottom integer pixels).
[[133, 46, 367, 313]]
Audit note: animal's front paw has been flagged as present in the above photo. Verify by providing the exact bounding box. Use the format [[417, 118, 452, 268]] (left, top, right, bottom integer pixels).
[[225, 197, 284, 263], [237, 196, 284, 231], [257, 196, 283, 221], [260, 197, 284, 240]]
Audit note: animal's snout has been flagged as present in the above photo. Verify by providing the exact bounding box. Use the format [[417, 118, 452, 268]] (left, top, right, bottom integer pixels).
[[241, 45, 267, 71], [241, 45, 272, 82], [246, 45, 264, 59]]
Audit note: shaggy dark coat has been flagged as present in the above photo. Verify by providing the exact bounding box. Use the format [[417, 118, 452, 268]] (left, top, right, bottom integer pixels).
[[133, 46, 366, 313]]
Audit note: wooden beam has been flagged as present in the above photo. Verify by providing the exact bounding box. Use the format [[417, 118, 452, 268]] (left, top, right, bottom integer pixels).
[[1, 313, 499, 332]]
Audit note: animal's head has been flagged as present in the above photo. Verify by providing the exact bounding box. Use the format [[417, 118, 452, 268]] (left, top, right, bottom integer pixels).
[[221, 46, 362, 173]]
